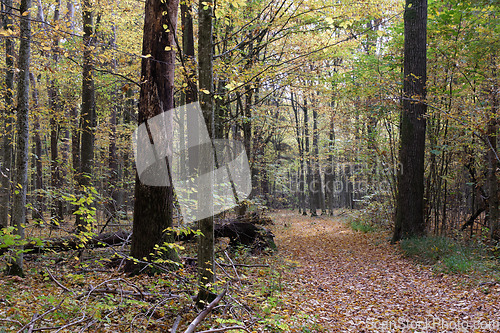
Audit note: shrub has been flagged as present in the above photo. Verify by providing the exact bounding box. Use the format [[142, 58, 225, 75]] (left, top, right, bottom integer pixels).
[[400, 236, 492, 274]]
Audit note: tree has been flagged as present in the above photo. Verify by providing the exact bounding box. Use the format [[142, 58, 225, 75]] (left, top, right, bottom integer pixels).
[[392, 0, 428, 242], [197, 0, 215, 305], [76, 0, 97, 231], [48, 0, 64, 225], [126, 0, 180, 273], [0, 0, 15, 228], [7, 0, 32, 276]]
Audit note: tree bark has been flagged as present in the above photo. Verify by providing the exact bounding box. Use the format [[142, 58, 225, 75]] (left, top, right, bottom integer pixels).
[[106, 24, 119, 223], [30, 73, 44, 222], [393, 0, 428, 242], [126, 0, 180, 273], [197, 0, 215, 305], [8, 0, 32, 276], [291, 93, 306, 215], [48, 0, 64, 225], [76, 0, 96, 231], [303, 98, 315, 216], [312, 107, 325, 214], [0, 0, 15, 228], [326, 113, 336, 215]]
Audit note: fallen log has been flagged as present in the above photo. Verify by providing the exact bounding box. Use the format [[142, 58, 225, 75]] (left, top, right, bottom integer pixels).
[[215, 221, 276, 252], [1, 219, 276, 256], [0, 230, 131, 255], [461, 207, 486, 231]]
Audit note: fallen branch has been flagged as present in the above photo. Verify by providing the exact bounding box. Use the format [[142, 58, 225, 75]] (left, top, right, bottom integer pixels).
[[183, 289, 227, 333], [218, 263, 269, 268], [45, 269, 74, 294], [170, 315, 182, 333], [90, 288, 179, 300], [195, 326, 251, 333], [31, 314, 90, 332], [461, 207, 486, 231], [18, 299, 64, 333], [0, 231, 131, 256]]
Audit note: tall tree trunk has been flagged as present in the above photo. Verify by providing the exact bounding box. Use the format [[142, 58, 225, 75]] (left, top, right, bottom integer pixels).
[[76, 0, 96, 231], [181, 1, 198, 187], [106, 24, 119, 222], [393, 0, 428, 242], [0, 0, 15, 228], [312, 107, 324, 214], [326, 114, 335, 215], [8, 0, 31, 276], [126, 0, 180, 273], [48, 0, 63, 226], [181, 2, 197, 104], [121, 87, 134, 217], [71, 106, 81, 190], [487, 58, 499, 240], [304, 98, 315, 216], [291, 93, 305, 214], [30, 73, 44, 222], [197, 0, 215, 305]]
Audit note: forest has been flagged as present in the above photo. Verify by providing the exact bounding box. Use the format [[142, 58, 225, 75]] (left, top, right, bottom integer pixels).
[[0, 0, 500, 331]]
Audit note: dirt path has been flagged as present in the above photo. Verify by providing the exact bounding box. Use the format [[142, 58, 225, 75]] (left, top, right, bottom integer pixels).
[[270, 211, 500, 332]]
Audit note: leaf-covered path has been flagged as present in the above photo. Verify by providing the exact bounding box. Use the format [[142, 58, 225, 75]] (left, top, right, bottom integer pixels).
[[271, 211, 500, 332]]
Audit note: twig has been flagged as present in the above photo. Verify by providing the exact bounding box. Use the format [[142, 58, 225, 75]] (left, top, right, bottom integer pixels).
[[45, 269, 73, 294], [54, 315, 89, 333], [77, 278, 145, 301], [195, 326, 251, 333], [215, 261, 236, 283], [170, 315, 182, 333], [224, 251, 241, 282], [30, 314, 88, 332], [184, 289, 227, 333], [0, 318, 23, 326], [218, 263, 269, 268], [19, 299, 65, 333]]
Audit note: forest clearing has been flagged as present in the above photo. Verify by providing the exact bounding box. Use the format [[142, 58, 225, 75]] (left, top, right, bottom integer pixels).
[[1, 0, 500, 331]]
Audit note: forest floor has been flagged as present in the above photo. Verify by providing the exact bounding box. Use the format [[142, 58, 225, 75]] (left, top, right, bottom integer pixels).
[[1, 210, 500, 332], [269, 210, 500, 332]]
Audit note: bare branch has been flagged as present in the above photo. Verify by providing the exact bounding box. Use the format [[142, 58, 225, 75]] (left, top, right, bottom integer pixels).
[[184, 289, 227, 333]]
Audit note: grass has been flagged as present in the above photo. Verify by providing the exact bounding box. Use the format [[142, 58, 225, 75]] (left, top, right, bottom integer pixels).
[[400, 236, 499, 276], [349, 220, 376, 233]]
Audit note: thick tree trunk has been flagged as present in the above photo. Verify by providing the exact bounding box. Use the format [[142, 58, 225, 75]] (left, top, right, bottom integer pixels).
[[48, 0, 64, 225], [0, 0, 15, 228], [487, 100, 499, 240], [126, 0, 180, 273], [8, 0, 32, 276], [197, 0, 215, 305], [76, 0, 96, 231], [393, 0, 428, 242], [487, 55, 499, 240]]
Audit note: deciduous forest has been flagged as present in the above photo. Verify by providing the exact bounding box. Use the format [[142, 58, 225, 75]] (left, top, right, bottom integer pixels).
[[0, 0, 499, 331]]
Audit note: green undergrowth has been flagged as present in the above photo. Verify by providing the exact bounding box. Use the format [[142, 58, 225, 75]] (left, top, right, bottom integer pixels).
[[0, 229, 323, 333], [349, 219, 376, 233], [400, 236, 500, 278]]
